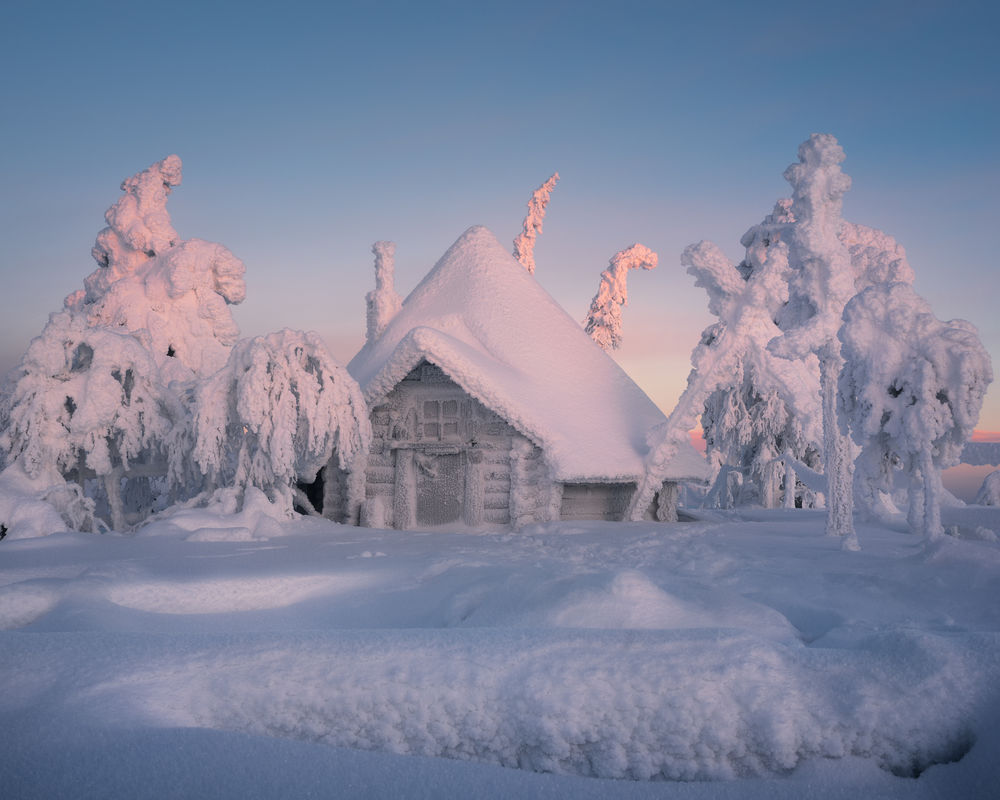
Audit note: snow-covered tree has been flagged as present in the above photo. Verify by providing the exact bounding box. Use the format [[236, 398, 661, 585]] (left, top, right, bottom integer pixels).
[[0, 155, 249, 530], [975, 471, 1000, 506], [839, 283, 992, 538], [0, 312, 178, 530], [584, 244, 658, 351], [67, 155, 246, 383], [631, 136, 925, 529], [627, 237, 803, 520], [188, 329, 371, 513], [366, 241, 402, 343], [512, 172, 559, 274], [681, 201, 823, 509], [766, 134, 861, 548]]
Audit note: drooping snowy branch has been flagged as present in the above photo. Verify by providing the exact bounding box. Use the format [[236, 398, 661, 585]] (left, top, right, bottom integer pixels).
[[366, 241, 402, 343], [512, 172, 559, 274], [188, 330, 371, 512], [67, 155, 247, 382], [839, 283, 992, 538], [584, 243, 658, 350]]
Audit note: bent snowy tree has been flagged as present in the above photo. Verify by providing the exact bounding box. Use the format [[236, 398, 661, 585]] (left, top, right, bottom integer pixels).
[[839, 283, 992, 539], [512, 172, 559, 274], [627, 239, 800, 520], [584, 244, 658, 351], [189, 330, 371, 513], [691, 202, 822, 509]]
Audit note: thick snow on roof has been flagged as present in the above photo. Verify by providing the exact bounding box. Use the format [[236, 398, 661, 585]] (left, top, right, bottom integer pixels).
[[349, 226, 707, 483]]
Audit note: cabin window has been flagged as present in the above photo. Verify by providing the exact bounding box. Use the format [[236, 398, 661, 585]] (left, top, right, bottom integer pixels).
[[421, 399, 460, 440]]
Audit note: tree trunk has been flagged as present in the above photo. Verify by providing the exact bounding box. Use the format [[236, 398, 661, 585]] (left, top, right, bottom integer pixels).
[[921, 448, 943, 540], [783, 459, 797, 509], [103, 468, 126, 532], [820, 351, 858, 549]]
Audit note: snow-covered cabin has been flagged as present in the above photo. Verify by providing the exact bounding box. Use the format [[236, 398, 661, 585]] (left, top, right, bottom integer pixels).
[[328, 226, 707, 529]]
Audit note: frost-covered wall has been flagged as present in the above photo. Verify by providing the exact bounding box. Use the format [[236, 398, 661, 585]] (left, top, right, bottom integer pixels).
[[345, 362, 553, 529], [344, 361, 650, 529]]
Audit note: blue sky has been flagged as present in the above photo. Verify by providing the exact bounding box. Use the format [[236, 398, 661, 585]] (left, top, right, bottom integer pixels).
[[2, 0, 998, 427]]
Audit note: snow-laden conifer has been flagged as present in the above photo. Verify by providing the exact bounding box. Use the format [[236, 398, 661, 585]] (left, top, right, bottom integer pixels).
[[1, 155, 249, 530], [684, 201, 823, 508], [68, 155, 246, 382], [0, 312, 178, 530], [366, 241, 402, 343], [583, 244, 658, 351], [189, 330, 371, 513], [766, 134, 860, 548], [839, 283, 992, 538], [629, 230, 817, 520], [512, 173, 559, 274]]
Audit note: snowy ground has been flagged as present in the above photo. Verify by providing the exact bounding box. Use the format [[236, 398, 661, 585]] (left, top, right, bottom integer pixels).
[[2, 505, 999, 799]]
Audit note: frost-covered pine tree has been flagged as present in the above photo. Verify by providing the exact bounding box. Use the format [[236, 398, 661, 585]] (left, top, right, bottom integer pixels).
[[839, 283, 992, 539], [627, 237, 805, 520], [685, 201, 823, 509], [67, 155, 246, 383], [187, 329, 371, 514], [1, 155, 247, 531], [0, 312, 178, 530], [512, 172, 559, 274], [767, 134, 861, 549], [366, 241, 402, 343], [583, 244, 658, 351]]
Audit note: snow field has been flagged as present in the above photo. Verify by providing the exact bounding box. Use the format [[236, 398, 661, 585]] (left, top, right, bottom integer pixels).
[[3, 510, 1000, 795]]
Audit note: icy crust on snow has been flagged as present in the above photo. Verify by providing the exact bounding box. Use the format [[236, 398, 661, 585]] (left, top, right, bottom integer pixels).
[[349, 226, 707, 483]]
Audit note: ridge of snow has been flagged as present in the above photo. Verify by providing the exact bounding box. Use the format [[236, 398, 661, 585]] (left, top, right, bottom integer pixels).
[[349, 226, 707, 483]]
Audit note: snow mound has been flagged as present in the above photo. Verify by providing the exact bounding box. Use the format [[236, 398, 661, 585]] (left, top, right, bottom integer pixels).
[[547, 570, 797, 639], [140, 487, 290, 541], [0, 463, 72, 539], [50, 627, 984, 782], [0, 583, 60, 629], [975, 470, 1000, 506], [106, 574, 368, 615]]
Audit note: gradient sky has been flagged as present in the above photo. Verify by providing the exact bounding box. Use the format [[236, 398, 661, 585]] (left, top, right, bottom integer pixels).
[[2, 0, 998, 428]]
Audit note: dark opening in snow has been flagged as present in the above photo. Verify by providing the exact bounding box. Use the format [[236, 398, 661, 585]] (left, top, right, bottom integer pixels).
[[885, 730, 974, 778]]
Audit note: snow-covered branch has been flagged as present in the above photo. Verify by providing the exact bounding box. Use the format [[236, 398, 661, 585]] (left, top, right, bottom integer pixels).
[[189, 330, 371, 512]]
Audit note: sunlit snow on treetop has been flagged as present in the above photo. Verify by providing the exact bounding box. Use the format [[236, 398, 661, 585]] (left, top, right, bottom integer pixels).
[[68, 154, 247, 382]]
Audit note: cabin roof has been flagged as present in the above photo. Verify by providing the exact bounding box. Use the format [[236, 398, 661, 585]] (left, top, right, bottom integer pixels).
[[348, 226, 708, 483]]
